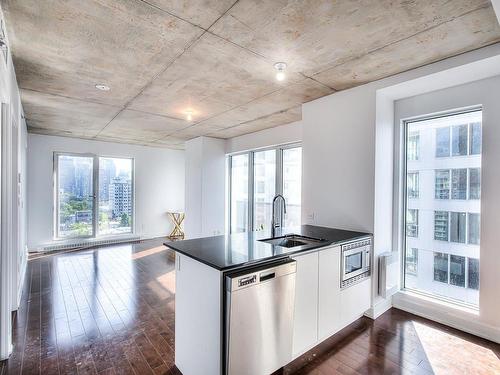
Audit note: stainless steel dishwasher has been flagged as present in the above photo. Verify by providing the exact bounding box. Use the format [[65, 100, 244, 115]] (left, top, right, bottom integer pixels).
[[225, 259, 296, 375]]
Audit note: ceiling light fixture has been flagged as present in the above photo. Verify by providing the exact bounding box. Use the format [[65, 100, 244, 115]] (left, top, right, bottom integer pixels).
[[185, 110, 193, 121], [274, 62, 287, 81], [95, 83, 110, 91]]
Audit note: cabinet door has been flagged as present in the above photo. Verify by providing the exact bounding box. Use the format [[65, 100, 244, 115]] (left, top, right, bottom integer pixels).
[[318, 246, 342, 341], [292, 251, 319, 358], [340, 278, 371, 326]]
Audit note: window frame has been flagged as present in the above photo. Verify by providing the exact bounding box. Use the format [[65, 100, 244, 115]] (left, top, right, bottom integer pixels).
[[399, 106, 482, 308], [227, 143, 301, 233], [53, 152, 135, 240]]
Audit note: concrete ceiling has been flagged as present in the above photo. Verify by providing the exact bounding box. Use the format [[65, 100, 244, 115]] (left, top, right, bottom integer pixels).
[[3, 0, 500, 150]]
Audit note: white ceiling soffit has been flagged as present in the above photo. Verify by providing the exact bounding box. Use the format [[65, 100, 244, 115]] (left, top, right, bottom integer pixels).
[[1, 0, 500, 148]]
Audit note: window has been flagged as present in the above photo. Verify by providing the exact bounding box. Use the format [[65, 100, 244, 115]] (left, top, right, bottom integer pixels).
[[435, 170, 450, 199], [407, 172, 419, 199], [406, 209, 418, 238], [55, 153, 134, 239], [229, 154, 249, 233], [56, 154, 94, 238], [468, 213, 480, 245], [434, 211, 449, 241], [98, 157, 133, 235], [403, 109, 482, 307], [282, 147, 302, 227], [469, 168, 481, 199], [405, 248, 418, 276], [468, 258, 479, 290], [434, 252, 448, 283], [451, 124, 468, 156], [436, 127, 450, 157], [469, 122, 482, 155], [450, 255, 466, 287], [407, 131, 419, 161], [228, 145, 302, 233], [451, 169, 467, 199], [253, 150, 276, 231], [450, 212, 466, 243]]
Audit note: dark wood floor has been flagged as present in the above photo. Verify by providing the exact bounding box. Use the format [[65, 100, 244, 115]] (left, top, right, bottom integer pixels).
[[1, 239, 499, 375]]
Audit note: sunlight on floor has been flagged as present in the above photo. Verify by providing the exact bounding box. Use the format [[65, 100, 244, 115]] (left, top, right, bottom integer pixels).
[[413, 320, 500, 374], [131, 245, 167, 259]]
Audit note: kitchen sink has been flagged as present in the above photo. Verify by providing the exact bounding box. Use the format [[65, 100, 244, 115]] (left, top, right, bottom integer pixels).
[[259, 234, 326, 248]]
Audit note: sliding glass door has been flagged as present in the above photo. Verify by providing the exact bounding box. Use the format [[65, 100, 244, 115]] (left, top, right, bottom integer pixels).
[[253, 150, 276, 231], [55, 153, 134, 239], [55, 154, 95, 238]]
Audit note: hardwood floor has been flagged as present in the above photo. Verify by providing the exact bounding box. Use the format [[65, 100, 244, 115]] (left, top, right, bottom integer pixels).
[[1, 239, 499, 375]]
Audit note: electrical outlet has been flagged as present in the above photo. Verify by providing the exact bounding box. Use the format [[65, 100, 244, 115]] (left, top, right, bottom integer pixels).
[[306, 212, 315, 224]]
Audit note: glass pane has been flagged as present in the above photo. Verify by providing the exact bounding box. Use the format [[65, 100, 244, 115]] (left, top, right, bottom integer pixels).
[[57, 154, 94, 238], [450, 212, 466, 243], [450, 255, 466, 287], [451, 124, 468, 156], [407, 172, 419, 199], [98, 157, 133, 235], [435, 127, 450, 157], [434, 211, 449, 241], [405, 110, 481, 306], [451, 169, 467, 199], [468, 213, 480, 245], [407, 131, 419, 161], [469, 122, 482, 155], [433, 252, 448, 283], [405, 248, 418, 276], [346, 253, 362, 273], [406, 209, 418, 237], [468, 258, 479, 290], [469, 168, 481, 200], [230, 154, 249, 233], [253, 150, 276, 231], [282, 147, 302, 228], [435, 170, 450, 199]]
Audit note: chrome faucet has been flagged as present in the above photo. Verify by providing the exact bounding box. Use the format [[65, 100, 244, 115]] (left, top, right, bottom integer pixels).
[[271, 194, 287, 238]]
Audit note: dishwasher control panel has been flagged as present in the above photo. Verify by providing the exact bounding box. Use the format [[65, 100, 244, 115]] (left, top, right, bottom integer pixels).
[[238, 275, 257, 287]]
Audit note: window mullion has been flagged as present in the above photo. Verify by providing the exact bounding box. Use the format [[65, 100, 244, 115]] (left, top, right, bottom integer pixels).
[[248, 152, 254, 232]]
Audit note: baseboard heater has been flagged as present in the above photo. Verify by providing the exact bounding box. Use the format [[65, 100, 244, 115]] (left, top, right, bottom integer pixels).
[[378, 251, 399, 298], [33, 235, 141, 253]]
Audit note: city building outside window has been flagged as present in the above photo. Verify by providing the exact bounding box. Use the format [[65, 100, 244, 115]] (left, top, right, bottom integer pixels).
[[407, 131, 419, 161], [404, 109, 482, 307]]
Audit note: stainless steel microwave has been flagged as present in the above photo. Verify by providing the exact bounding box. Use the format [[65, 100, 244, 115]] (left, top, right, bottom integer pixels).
[[341, 238, 371, 289]]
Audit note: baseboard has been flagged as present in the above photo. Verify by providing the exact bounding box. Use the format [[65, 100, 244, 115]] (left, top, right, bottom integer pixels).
[[393, 291, 500, 344], [365, 297, 392, 320]]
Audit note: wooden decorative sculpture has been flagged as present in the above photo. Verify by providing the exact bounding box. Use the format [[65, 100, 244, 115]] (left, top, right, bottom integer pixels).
[[167, 212, 185, 240]]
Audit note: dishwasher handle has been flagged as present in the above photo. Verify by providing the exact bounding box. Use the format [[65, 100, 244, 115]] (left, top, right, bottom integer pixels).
[[259, 272, 275, 282]]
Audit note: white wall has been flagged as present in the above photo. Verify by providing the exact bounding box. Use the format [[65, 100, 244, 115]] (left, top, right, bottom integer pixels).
[[226, 121, 302, 154], [301, 43, 500, 341], [0, 5, 28, 359], [184, 136, 225, 238], [27, 134, 185, 249]]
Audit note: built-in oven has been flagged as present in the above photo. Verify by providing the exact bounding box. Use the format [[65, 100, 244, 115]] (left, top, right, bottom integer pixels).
[[341, 238, 372, 289]]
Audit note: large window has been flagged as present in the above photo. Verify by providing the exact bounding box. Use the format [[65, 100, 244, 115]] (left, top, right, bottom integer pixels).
[[229, 154, 249, 233], [404, 109, 482, 307], [55, 153, 134, 239], [228, 145, 302, 233]]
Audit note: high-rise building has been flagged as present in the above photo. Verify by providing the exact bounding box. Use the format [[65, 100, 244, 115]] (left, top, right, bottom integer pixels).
[[109, 176, 132, 219], [404, 111, 481, 306], [99, 158, 116, 202]]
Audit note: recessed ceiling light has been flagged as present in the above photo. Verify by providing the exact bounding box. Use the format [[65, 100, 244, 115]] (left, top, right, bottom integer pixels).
[[95, 83, 110, 91], [185, 110, 193, 121], [274, 62, 287, 81]]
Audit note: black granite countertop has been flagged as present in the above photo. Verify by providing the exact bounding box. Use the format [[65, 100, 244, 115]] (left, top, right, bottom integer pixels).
[[163, 225, 371, 271]]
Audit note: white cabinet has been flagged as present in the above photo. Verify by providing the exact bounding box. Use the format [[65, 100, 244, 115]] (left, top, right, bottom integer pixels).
[[291, 251, 319, 358], [318, 246, 342, 340], [340, 278, 371, 326]]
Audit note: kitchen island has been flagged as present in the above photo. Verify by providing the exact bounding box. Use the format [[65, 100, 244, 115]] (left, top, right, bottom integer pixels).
[[164, 225, 372, 375]]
